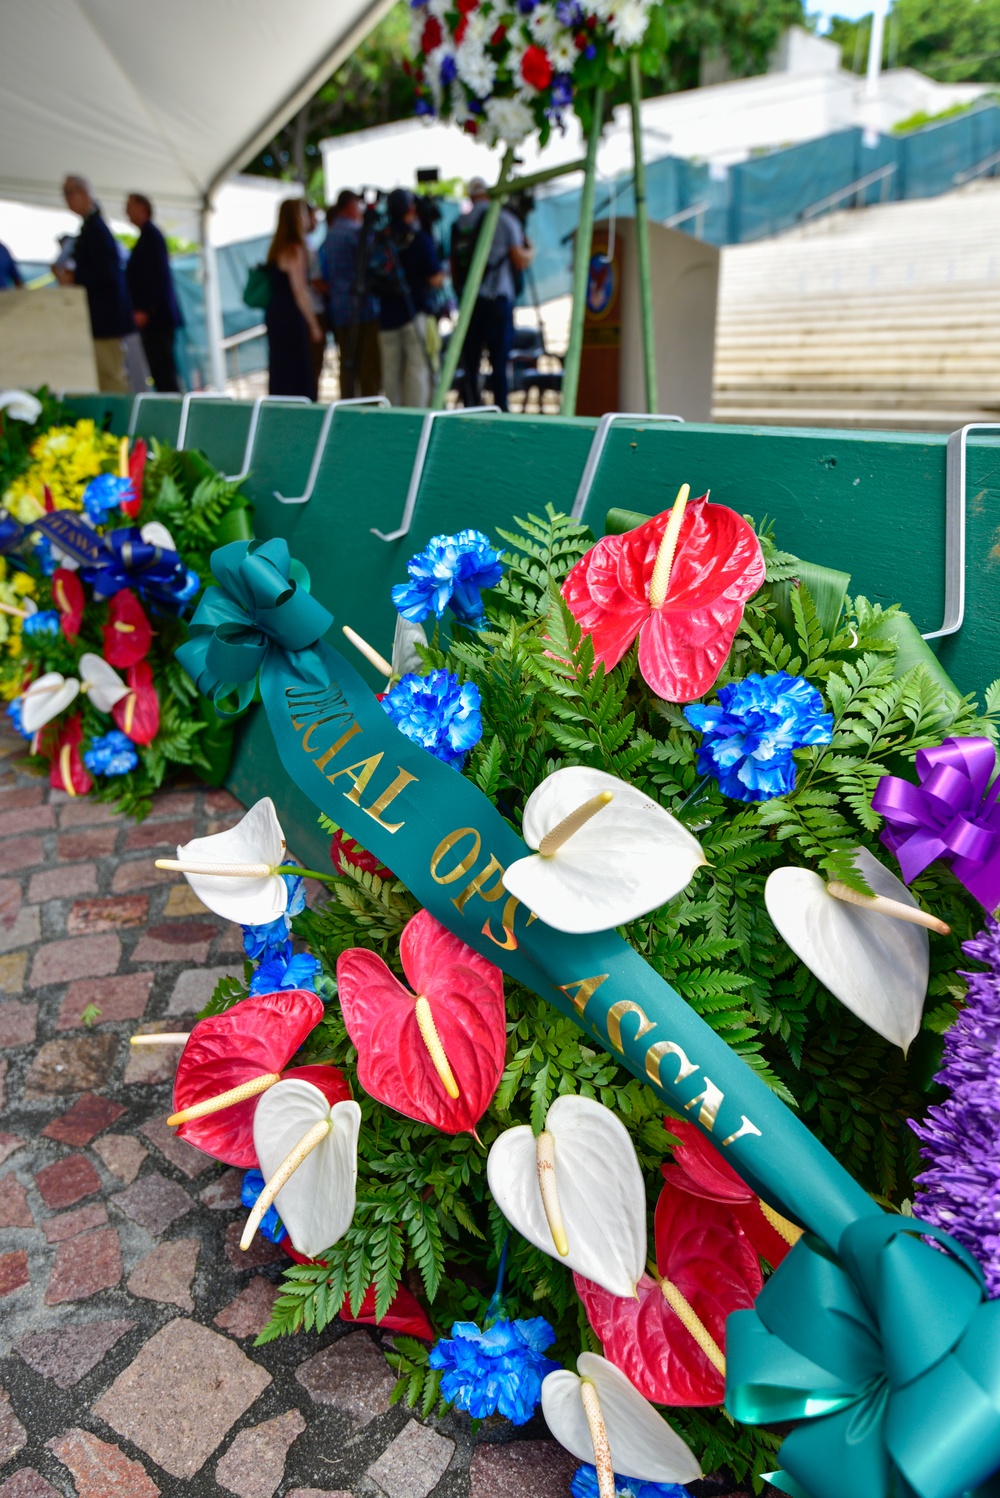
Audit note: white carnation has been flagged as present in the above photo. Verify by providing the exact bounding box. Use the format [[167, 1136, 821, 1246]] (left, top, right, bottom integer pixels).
[[484, 93, 536, 143], [547, 33, 578, 70], [465, 9, 494, 44], [609, 0, 650, 44], [528, 4, 560, 44], [580, 0, 612, 17], [427, 0, 449, 18], [456, 39, 497, 95]]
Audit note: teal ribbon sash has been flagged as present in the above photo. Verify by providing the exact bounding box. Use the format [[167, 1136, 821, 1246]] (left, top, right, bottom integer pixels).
[[180, 541, 1000, 1498]]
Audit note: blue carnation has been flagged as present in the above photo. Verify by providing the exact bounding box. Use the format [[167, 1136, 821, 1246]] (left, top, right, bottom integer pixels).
[[429, 1318, 559, 1424], [382, 669, 482, 769], [440, 53, 457, 84], [242, 915, 291, 961], [571, 1467, 691, 1498], [82, 472, 133, 523], [240, 1169, 284, 1243], [22, 609, 60, 638], [684, 670, 832, 803], [391, 529, 503, 628], [283, 870, 307, 918], [82, 730, 139, 777], [6, 700, 31, 740], [249, 946, 321, 996], [33, 536, 57, 577]]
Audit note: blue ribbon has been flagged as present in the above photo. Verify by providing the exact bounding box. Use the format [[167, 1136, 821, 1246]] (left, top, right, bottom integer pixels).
[[32, 514, 198, 614]]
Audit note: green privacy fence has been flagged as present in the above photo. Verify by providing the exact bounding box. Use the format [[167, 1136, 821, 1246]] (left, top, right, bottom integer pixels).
[[63, 392, 1000, 870]]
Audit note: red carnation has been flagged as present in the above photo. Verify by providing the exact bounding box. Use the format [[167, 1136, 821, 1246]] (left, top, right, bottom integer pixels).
[[456, 0, 479, 13], [574, 30, 588, 46], [491, 23, 507, 44], [455, 17, 468, 43], [520, 44, 552, 90], [421, 15, 443, 51], [464, 119, 479, 134]]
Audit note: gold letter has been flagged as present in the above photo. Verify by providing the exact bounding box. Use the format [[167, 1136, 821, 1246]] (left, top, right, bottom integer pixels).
[[451, 854, 505, 914], [302, 711, 354, 754], [430, 829, 481, 885], [684, 1078, 724, 1130], [327, 753, 384, 804], [555, 974, 610, 1017], [312, 721, 361, 772], [363, 768, 417, 834], [722, 1116, 762, 1147], [645, 1039, 699, 1087], [606, 1000, 657, 1055]]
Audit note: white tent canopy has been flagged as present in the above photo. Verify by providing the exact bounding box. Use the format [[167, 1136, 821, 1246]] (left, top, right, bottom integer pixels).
[[0, 0, 395, 383]]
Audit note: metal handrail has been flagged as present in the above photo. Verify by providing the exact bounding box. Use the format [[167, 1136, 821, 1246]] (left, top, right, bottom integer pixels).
[[372, 406, 501, 542], [799, 163, 896, 222], [663, 201, 709, 235], [221, 323, 266, 350], [954, 148, 1000, 186], [274, 396, 389, 505]]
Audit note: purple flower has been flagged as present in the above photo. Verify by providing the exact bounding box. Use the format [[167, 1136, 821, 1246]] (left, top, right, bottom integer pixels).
[[441, 53, 457, 84], [415, 98, 435, 115], [550, 72, 574, 108], [585, 43, 596, 57], [556, 0, 583, 22], [910, 918, 1000, 1295]]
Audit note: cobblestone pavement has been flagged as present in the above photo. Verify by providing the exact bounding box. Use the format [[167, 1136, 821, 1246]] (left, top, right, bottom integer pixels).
[[0, 727, 754, 1498]]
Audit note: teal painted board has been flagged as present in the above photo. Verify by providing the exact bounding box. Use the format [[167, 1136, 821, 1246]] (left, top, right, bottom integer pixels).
[[939, 435, 1000, 698], [241, 404, 328, 543], [182, 400, 253, 476], [132, 396, 182, 447], [62, 393, 133, 435], [226, 705, 332, 873]]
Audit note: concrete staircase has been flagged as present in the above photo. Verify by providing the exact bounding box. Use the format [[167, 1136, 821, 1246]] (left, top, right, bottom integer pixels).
[[713, 178, 1000, 430]]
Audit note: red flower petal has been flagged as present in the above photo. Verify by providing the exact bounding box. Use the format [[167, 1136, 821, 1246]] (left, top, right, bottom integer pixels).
[[421, 15, 443, 51], [336, 909, 505, 1135], [111, 660, 159, 745], [576, 1180, 761, 1405], [662, 1119, 794, 1267], [276, 1250, 435, 1339], [103, 590, 152, 668], [562, 497, 765, 702], [48, 715, 92, 798], [520, 43, 553, 90], [52, 569, 84, 641], [330, 828, 392, 881], [121, 439, 146, 518], [173, 990, 325, 1165]]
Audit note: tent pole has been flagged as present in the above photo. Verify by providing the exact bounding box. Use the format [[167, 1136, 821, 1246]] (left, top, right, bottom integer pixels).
[[629, 53, 657, 413], [560, 88, 604, 418], [432, 146, 515, 411], [201, 198, 228, 392]]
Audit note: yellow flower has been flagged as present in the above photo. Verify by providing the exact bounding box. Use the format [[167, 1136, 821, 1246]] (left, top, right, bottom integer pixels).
[[12, 574, 35, 597], [8, 634, 22, 659]]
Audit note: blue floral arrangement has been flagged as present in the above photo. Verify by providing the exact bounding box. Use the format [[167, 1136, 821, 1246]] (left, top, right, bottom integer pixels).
[[240, 1169, 284, 1243], [382, 669, 483, 770], [22, 609, 60, 638], [570, 1468, 691, 1498], [392, 529, 503, 629], [82, 472, 133, 524], [83, 729, 139, 777], [684, 670, 832, 802], [240, 871, 321, 996], [6, 699, 30, 739], [428, 1317, 559, 1424]]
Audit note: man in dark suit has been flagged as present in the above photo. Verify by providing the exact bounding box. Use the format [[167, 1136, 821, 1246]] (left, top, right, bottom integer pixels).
[[125, 193, 183, 392], [55, 175, 134, 392]]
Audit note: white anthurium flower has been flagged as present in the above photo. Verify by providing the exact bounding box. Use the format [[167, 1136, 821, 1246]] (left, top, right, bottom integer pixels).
[[764, 845, 930, 1051], [502, 765, 706, 934], [487, 1094, 646, 1299], [78, 653, 129, 713], [542, 1353, 702, 1486], [21, 672, 80, 733], [0, 390, 43, 424], [140, 520, 176, 552], [248, 1079, 361, 1260], [392, 615, 427, 678], [163, 796, 289, 925]]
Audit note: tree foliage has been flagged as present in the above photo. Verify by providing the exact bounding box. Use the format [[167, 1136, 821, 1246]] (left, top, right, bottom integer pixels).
[[830, 0, 1000, 84]]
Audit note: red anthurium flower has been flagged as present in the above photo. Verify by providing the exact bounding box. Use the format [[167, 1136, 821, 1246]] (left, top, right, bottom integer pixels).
[[336, 909, 505, 1135], [103, 589, 152, 668], [172, 991, 333, 1165], [121, 439, 146, 519], [111, 660, 160, 745], [330, 828, 392, 881], [562, 494, 765, 703], [278, 1248, 434, 1338], [575, 1176, 761, 1406], [48, 715, 93, 798], [43, 484, 55, 513], [661, 1118, 795, 1268], [52, 568, 85, 641]]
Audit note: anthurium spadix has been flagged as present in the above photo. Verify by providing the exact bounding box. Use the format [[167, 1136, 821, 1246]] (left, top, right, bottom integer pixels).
[[501, 766, 706, 934], [486, 1095, 646, 1298], [541, 1353, 701, 1495], [155, 797, 289, 925], [764, 845, 940, 1051], [244, 1078, 361, 1259]]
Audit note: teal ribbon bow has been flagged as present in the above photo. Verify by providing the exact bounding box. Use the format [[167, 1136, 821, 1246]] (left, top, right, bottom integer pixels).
[[727, 1217, 1000, 1498], [176, 538, 332, 714]]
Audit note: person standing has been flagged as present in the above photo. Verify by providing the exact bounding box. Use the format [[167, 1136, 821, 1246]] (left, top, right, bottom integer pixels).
[[265, 199, 323, 401], [453, 177, 533, 412], [0, 242, 22, 291], [54, 175, 134, 393], [376, 189, 443, 409], [124, 193, 183, 392], [322, 190, 381, 398]]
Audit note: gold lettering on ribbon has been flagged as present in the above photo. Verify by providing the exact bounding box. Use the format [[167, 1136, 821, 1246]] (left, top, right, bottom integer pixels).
[[722, 1116, 762, 1147], [312, 722, 361, 773], [327, 753, 384, 804], [364, 768, 418, 834], [606, 1000, 657, 1055], [684, 1078, 724, 1130], [556, 974, 610, 1017], [644, 1039, 699, 1086], [302, 712, 355, 754], [441, 853, 520, 949], [430, 829, 482, 885]]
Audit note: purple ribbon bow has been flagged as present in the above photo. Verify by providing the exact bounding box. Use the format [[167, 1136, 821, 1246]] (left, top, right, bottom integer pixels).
[[871, 736, 1000, 912]]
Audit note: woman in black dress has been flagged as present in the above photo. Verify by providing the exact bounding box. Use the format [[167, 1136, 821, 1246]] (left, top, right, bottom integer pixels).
[[265, 199, 323, 400]]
